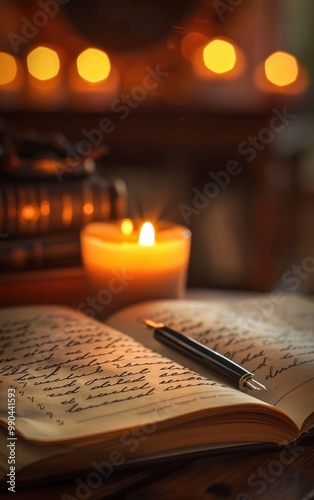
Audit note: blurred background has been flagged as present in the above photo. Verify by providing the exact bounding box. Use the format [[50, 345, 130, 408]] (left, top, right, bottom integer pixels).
[[0, 0, 314, 304]]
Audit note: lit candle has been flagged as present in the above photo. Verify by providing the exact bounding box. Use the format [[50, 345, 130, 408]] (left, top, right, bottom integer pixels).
[[80, 219, 191, 319]]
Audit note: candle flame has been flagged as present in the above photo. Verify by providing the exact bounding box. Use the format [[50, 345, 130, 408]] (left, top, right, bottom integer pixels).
[[138, 222, 155, 246]]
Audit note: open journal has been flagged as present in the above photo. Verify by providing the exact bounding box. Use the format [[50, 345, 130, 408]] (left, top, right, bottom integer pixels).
[[0, 294, 313, 483]]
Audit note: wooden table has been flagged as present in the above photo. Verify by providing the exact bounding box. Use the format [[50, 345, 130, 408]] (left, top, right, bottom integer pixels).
[[7, 437, 314, 499]]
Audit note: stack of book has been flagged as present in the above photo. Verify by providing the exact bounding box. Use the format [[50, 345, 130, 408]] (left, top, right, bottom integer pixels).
[[0, 122, 127, 273], [0, 174, 127, 271]]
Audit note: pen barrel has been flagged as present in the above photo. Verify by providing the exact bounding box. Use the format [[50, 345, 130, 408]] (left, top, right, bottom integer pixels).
[[154, 326, 252, 385]]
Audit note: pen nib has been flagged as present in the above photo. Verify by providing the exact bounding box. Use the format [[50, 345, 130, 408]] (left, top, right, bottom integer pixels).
[[245, 378, 267, 391], [143, 319, 165, 329]]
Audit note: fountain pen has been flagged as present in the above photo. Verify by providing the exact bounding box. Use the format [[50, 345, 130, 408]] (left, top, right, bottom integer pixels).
[[143, 319, 267, 393]]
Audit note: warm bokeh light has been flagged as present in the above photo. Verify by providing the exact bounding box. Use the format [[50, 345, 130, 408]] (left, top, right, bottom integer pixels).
[[27, 47, 60, 81], [121, 219, 134, 236], [0, 52, 18, 85], [264, 51, 299, 87], [77, 48, 111, 83], [203, 39, 237, 74], [83, 203, 94, 216], [40, 201, 50, 216], [138, 222, 155, 246], [255, 49, 307, 94], [181, 32, 209, 62], [20, 205, 39, 221]]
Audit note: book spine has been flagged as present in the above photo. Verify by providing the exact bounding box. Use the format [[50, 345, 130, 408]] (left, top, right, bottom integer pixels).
[[0, 233, 81, 272], [0, 175, 127, 237]]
